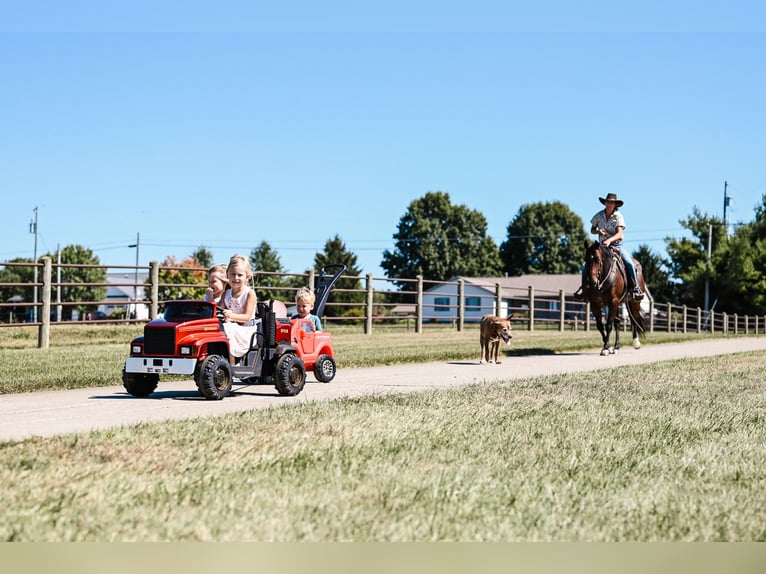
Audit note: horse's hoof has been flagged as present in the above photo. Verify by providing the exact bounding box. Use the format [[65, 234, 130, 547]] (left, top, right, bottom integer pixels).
[[600, 348, 610, 356], [633, 339, 641, 349], [611, 348, 618, 355]]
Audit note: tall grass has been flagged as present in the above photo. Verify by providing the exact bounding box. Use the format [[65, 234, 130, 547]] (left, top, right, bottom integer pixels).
[[1, 351, 765, 541]]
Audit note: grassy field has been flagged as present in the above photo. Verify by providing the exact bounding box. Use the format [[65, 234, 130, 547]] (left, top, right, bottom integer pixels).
[[1, 324, 765, 541]]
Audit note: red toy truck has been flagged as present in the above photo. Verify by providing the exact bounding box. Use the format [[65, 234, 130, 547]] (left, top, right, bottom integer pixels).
[[122, 264, 346, 400]]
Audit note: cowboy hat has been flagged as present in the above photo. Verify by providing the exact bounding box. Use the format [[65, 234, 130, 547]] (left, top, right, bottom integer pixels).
[[599, 193, 624, 207]]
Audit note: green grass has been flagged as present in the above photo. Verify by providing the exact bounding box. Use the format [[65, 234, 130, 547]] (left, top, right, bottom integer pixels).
[[1, 351, 765, 541]]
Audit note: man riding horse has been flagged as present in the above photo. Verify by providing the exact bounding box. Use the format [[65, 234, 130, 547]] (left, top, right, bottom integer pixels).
[[574, 192, 643, 301]]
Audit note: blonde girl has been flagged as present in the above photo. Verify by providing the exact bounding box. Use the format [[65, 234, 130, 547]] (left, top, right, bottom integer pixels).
[[204, 264, 228, 304], [221, 254, 258, 360]]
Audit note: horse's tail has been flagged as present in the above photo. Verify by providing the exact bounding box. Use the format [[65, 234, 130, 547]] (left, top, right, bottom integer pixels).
[[627, 286, 652, 335]]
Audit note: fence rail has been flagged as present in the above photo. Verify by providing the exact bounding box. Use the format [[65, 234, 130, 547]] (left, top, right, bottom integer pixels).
[[2, 258, 764, 348]]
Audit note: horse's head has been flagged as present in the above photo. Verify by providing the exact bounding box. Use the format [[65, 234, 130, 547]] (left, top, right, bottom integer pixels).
[[583, 240, 611, 288]]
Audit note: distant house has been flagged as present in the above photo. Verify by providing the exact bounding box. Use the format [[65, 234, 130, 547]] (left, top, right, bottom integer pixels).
[[98, 272, 150, 320], [422, 274, 582, 323]]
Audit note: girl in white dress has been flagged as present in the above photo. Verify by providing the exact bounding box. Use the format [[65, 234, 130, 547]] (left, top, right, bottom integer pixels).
[[220, 254, 258, 362]]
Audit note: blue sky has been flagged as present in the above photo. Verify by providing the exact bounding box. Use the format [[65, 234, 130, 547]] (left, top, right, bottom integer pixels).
[[2, 2, 765, 279]]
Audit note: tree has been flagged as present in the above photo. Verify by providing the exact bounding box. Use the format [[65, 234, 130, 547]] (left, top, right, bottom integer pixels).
[[0, 259, 32, 322], [632, 244, 673, 303], [156, 255, 207, 301], [381, 191, 503, 288], [499, 201, 588, 276], [313, 235, 363, 318], [664, 208, 726, 308], [192, 246, 214, 268], [250, 241, 292, 301], [709, 194, 766, 314], [52, 245, 108, 320]]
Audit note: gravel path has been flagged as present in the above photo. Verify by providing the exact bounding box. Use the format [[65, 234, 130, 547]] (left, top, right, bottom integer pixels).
[[2, 337, 765, 442]]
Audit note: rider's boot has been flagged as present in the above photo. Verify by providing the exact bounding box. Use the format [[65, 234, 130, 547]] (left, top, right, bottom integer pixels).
[[573, 286, 585, 301]]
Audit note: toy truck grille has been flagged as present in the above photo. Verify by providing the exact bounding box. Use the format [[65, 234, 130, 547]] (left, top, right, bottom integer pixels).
[[143, 326, 176, 355]]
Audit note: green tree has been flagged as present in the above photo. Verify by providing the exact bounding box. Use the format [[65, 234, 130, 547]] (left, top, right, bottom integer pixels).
[[192, 246, 214, 268], [710, 195, 766, 314], [632, 244, 674, 303], [381, 191, 503, 288], [313, 234, 363, 318], [52, 245, 108, 320], [665, 208, 726, 308], [0, 259, 32, 322], [499, 201, 588, 276], [250, 241, 292, 301]]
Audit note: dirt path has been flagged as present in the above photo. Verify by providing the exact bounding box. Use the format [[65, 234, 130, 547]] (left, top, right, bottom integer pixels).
[[2, 337, 765, 442]]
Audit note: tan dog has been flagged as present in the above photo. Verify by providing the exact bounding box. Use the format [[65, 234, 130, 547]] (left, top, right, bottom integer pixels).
[[480, 315, 513, 364]]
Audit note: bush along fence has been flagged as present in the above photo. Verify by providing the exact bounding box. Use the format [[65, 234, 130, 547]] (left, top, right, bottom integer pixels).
[[1, 257, 764, 348]]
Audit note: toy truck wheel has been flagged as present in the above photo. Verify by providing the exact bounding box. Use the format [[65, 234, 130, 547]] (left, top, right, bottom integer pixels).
[[274, 354, 306, 396], [122, 369, 159, 397], [195, 354, 232, 400], [313, 354, 336, 383]]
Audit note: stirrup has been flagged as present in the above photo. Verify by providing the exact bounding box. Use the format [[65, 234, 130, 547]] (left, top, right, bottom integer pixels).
[[631, 288, 643, 300]]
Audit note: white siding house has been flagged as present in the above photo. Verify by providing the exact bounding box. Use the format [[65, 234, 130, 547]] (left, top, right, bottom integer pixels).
[[422, 274, 582, 322], [98, 272, 150, 320]]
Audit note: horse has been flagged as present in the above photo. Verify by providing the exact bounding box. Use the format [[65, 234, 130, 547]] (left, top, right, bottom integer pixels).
[[581, 240, 647, 355]]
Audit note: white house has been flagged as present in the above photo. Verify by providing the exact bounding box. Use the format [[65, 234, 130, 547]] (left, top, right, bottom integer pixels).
[[98, 272, 150, 320], [422, 274, 582, 322]]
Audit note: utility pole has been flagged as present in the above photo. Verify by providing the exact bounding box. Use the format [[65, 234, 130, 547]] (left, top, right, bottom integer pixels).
[[723, 181, 731, 238], [29, 207, 39, 322], [128, 232, 140, 319], [704, 223, 712, 312]]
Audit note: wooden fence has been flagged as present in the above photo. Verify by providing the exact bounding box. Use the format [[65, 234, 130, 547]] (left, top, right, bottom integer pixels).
[[1, 257, 764, 348]]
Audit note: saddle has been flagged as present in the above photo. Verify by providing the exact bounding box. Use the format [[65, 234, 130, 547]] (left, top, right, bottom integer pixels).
[[608, 245, 643, 296]]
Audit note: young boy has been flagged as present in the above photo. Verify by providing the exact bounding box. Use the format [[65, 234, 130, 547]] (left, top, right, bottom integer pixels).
[[291, 287, 322, 331]]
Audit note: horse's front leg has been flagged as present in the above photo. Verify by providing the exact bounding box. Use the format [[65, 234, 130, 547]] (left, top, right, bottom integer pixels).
[[593, 307, 610, 355], [611, 306, 622, 354]]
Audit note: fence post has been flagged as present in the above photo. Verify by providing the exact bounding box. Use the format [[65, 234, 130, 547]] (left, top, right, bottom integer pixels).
[[495, 283, 502, 317], [528, 286, 535, 331], [723, 312, 728, 335], [559, 289, 565, 332], [150, 261, 159, 319], [734, 314, 739, 335], [585, 302, 591, 331], [416, 275, 423, 334], [696, 307, 702, 334], [682, 305, 687, 334], [38, 257, 52, 349], [457, 278, 464, 332], [667, 303, 672, 332], [365, 274, 374, 335]]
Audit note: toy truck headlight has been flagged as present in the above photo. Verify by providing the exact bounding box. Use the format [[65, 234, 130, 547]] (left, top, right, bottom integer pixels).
[[180, 345, 194, 356], [131, 344, 143, 355]]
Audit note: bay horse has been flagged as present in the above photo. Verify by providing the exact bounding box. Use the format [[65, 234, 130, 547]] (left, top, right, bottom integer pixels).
[[581, 240, 646, 355]]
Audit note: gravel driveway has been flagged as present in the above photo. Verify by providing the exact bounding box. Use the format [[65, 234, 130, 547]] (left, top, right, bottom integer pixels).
[[2, 337, 765, 442]]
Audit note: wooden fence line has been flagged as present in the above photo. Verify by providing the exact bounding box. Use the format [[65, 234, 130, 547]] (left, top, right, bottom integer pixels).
[[1, 258, 764, 348]]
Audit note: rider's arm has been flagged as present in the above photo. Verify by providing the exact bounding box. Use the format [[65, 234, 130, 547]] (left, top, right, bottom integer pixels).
[[603, 226, 625, 247]]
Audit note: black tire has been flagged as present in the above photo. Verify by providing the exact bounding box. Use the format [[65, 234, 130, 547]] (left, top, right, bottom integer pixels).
[[313, 354, 336, 383], [122, 369, 159, 397], [274, 354, 306, 396], [195, 354, 232, 400]]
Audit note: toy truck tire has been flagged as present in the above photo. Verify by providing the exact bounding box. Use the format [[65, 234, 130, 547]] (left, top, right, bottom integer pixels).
[[195, 354, 233, 400], [313, 354, 337, 383], [122, 368, 159, 397], [274, 354, 307, 396]]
